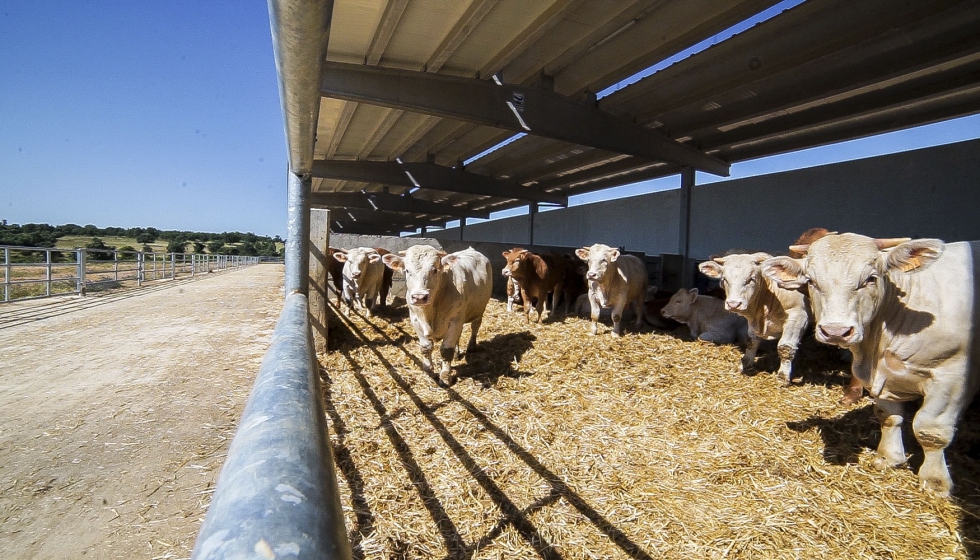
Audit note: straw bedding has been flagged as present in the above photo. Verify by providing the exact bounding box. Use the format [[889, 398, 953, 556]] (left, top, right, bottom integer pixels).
[[320, 297, 980, 559]]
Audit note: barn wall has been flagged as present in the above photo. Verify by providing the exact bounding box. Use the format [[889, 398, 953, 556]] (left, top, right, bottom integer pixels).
[[428, 138, 980, 259]]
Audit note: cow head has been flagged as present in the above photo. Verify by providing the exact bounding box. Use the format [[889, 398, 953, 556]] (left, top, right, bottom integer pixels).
[[661, 288, 699, 322], [383, 245, 453, 306], [501, 248, 530, 278], [762, 233, 943, 346], [575, 243, 620, 282], [335, 247, 381, 293], [698, 252, 771, 312]]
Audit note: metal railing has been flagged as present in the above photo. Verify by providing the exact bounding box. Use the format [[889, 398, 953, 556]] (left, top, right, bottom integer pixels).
[[1, 245, 262, 303]]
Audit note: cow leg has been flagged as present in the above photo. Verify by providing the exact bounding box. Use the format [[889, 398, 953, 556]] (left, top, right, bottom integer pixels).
[[412, 316, 434, 374], [741, 333, 761, 374], [871, 399, 908, 472], [520, 286, 533, 324], [632, 292, 645, 331], [610, 300, 627, 337], [551, 282, 564, 319], [912, 382, 969, 497], [776, 309, 808, 384], [588, 293, 601, 336], [535, 292, 546, 324], [466, 317, 483, 355], [439, 320, 465, 386], [841, 374, 864, 405]]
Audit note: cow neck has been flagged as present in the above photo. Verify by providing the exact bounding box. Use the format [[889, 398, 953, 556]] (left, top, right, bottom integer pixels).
[[531, 254, 549, 280]]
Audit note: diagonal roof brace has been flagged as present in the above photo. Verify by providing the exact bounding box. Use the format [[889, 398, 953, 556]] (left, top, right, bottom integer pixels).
[[310, 191, 490, 220], [320, 61, 730, 176], [325, 208, 440, 227], [311, 159, 567, 205]]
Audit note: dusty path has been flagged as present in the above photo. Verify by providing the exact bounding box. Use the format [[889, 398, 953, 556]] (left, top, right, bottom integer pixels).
[[0, 265, 284, 559]]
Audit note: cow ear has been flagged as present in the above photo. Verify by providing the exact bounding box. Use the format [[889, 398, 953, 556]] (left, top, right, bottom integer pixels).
[[883, 239, 944, 273], [368, 252, 382, 263], [751, 252, 772, 264], [687, 288, 699, 300], [575, 248, 590, 261], [397, 250, 407, 256], [382, 253, 404, 271], [762, 256, 808, 289], [441, 254, 459, 272], [333, 252, 348, 263], [502, 250, 512, 258], [608, 249, 621, 262], [699, 260, 723, 279]]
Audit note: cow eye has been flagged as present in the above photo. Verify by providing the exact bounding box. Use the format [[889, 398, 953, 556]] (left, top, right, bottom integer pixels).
[[744, 277, 755, 286], [719, 278, 727, 288], [863, 274, 878, 288]]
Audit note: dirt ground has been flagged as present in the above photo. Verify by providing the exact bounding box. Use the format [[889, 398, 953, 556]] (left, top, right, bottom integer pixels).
[[0, 265, 284, 559]]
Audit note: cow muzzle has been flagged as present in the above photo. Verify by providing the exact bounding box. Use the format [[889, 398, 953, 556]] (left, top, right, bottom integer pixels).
[[410, 292, 431, 306], [817, 322, 857, 346], [726, 300, 745, 311], [587, 271, 598, 280], [502, 269, 511, 277]]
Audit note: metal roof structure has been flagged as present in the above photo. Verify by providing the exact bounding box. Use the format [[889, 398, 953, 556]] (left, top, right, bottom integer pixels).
[[271, 0, 980, 236]]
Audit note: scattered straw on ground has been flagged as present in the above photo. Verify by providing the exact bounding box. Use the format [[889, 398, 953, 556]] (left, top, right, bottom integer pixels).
[[320, 297, 980, 560]]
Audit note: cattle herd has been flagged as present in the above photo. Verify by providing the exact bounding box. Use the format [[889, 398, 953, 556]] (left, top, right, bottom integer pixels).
[[332, 228, 980, 498]]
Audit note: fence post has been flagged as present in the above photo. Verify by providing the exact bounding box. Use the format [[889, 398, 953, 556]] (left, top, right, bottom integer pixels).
[[309, 208, 329, 354], [171, 252, 176, 280], [46, 248, 52, 297], [77, 248, 87, 296], [191, 254, 196, 278], [137, 252, 144, 286], [3, 246, 9, 302]]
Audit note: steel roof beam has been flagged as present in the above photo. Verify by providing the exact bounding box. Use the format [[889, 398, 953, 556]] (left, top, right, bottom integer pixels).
[[320, 61, 730, 176], [326, 209, 437, 227], [310, 191, 490, 220], [311, 159, 566, 205]]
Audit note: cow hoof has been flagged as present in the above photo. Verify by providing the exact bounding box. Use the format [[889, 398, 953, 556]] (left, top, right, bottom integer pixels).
[[840, 386, 864, 405], [611, 331, 622, 338], [871, 454, 905, 471], [919, 475, 952, 498], [439, 370, 456, 387]]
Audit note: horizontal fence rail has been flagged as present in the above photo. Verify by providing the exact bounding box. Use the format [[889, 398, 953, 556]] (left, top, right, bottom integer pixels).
[[1, 245, 262, 303], [191, 292, 351, 560]]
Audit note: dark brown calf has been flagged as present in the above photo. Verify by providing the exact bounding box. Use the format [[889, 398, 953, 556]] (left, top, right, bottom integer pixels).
[[373, 247, 395, 309], [501, 248, 567, 323]]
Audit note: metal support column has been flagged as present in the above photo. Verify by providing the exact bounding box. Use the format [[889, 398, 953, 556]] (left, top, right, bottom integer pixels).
[[420, 226, 427, 237], [678, 167, 695, 289], [529, 203, 538, 246], [459, 218, 465, 242], [285, 172, 311, 296]]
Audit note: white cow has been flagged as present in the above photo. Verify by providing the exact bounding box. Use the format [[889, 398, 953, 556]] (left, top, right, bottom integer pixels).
[[699, 252, 811, 383], [382, 245, 492, 386], [575, 244, 648, 337], [763, 233, 980, 497], [661, 288, 749, 344], [333, 247, 384, 317]]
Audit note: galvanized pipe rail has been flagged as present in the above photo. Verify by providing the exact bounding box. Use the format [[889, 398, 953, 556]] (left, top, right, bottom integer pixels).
[[191, 293, 351, 559], [1, 245, 261, 303]]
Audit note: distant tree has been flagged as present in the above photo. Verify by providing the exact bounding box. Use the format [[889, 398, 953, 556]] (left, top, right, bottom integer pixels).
[[82, 224, 99, 236], [135, 232, 156, 244], [207, 240, 225, 254], [193, 241, 205, 253], [166, 238, 187, 253], [86, 237, 116, 260], [142, 244, 153, 253]]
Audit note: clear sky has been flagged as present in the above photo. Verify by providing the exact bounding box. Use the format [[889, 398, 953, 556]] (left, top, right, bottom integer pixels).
[[0, 2, 286, 237], [2, 3, 979, 238]]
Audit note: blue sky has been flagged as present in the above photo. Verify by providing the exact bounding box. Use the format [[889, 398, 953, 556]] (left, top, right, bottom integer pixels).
[[2, 3, 978, 238]]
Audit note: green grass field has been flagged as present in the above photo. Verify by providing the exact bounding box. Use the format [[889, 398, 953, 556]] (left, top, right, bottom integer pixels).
[[55, 236, 168, 252]]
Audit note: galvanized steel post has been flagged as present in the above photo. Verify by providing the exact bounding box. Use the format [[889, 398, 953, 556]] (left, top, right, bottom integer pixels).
[[191, 293, 351, 560], [285, 171, 311, 295], [678, 167, 695, 289], [77, 248, 86, 296]]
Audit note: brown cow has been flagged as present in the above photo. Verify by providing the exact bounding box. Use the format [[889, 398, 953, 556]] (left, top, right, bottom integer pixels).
[[501, 248, 567, 323]]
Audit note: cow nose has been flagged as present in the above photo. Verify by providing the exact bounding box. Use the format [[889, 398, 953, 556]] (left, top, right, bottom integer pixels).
[[351, 271, 361, 278], [502, 269, 511, 276], [410, 292, 430, 305], [819, 323, 854, 340], [726, 300, 740, 310], [587, 271, 598, 280]]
